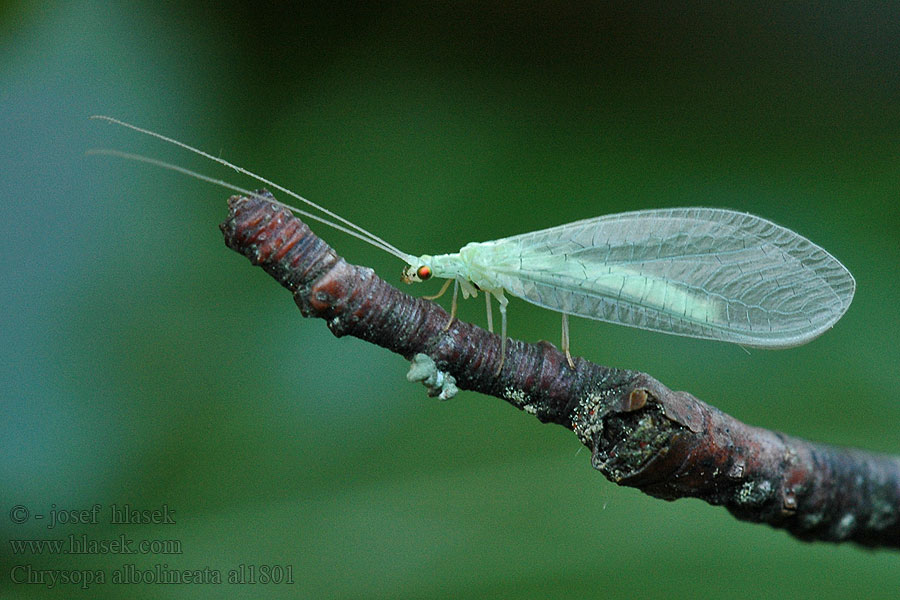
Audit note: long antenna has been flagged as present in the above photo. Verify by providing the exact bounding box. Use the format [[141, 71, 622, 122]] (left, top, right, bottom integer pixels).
[[88, 149, 413, 261], [91, 116, 417, 264]]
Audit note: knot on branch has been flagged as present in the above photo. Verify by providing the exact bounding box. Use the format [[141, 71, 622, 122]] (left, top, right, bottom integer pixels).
[[220, 191, 900, 550]]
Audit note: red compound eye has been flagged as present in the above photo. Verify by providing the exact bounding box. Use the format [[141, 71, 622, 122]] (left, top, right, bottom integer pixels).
[[417, 265, 432, 280]]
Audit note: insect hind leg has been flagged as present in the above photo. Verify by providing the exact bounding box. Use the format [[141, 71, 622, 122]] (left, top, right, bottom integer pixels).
[[561, 313, 575, 368]]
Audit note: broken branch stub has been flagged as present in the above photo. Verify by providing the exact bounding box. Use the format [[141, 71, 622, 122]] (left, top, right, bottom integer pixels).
[[220, 191, 900, 550]]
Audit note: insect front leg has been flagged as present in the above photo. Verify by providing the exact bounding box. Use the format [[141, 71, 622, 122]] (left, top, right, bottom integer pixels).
[[423, 278, 452, 301], [485, 292, 494, 333]]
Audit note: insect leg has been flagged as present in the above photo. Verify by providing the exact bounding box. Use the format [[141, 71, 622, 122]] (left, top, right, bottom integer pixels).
[[442, 280, 460, 331], [423, 278, 452, 301], [494, 290, 509, 374], [561, 313, 575, 368], [485, 293, 494, 333]]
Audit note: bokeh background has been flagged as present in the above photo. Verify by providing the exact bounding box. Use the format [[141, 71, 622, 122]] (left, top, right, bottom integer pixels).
[[2, 2, 899, 598]]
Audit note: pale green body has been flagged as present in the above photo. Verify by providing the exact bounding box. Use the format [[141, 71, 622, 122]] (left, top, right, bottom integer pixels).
[[426, 240, 715, 323], [94, 118, 855, 358], [416, 207, 855, 350]]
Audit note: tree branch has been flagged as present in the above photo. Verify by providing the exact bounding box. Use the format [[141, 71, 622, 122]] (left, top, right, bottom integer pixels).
[[220, 190, 900, 550]]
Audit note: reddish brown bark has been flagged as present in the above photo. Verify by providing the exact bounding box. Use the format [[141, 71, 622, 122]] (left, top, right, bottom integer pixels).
[[221, 190, 900, 550]]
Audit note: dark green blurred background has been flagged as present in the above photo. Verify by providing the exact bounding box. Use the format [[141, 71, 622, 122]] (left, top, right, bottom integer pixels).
[[2, 2, 898, 598]]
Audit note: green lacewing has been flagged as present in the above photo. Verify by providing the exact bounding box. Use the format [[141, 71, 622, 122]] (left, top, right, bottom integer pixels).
[[92, 116, 855, 366]]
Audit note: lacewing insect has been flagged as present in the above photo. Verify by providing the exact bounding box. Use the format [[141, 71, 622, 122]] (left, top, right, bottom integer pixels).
[[91, 116, 856, 369]]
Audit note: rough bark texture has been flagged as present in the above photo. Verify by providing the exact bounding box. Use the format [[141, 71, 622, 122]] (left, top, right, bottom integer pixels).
[[221, 191, 900, 550]]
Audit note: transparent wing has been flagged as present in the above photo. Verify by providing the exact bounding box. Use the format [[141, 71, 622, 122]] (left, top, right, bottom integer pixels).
[[469, 207, 855, 348]]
